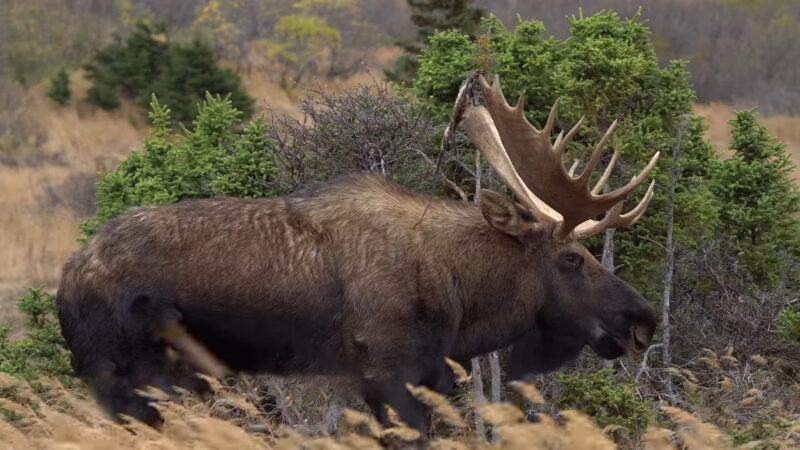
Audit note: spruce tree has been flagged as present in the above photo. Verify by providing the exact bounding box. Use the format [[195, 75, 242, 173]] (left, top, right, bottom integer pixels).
[[711, 109, 800, 285], [46, 67, 71, 105], [386, 0, 486, 85]]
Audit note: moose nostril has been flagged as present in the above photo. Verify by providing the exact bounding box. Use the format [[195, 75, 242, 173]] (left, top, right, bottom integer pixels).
[[631, 325, 650, 352]]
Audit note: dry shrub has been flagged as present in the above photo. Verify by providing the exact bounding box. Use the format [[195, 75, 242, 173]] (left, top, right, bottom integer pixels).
[[0, 81, 46, 165], [267, 80, 437, 193], [657, 346, 800, 447], [35, 172, 98, 217]]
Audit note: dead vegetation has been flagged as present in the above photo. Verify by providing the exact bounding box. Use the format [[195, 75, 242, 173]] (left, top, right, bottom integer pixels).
[[4, 369, 790, 450]]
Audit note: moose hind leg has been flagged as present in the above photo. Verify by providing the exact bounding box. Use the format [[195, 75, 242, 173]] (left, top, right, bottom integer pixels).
[[62, 288, 213, 426]]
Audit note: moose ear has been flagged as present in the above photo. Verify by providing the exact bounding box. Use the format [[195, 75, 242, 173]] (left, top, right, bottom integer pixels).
[[479, 190, 537, 237]]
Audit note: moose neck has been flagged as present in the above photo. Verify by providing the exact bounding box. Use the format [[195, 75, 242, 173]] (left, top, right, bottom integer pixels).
[[418, 201, 544, 361]]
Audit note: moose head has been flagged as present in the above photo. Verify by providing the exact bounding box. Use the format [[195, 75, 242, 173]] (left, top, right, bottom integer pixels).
[[460, 74, 659, 377]]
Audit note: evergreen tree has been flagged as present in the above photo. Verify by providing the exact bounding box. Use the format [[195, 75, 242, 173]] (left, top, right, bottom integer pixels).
[[386, 0, 486, 85], [84, 20, 253, 122], [81, 93, 272, 238], [85, 20, 168, 109], [46, 67, 71, 105], [149, 39, 254, 122], [711, 109, 800, 285]]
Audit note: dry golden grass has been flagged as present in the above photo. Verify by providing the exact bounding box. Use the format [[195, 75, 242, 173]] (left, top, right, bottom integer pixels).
[[246, 46, 402, 120], [0, 74, 147, 327], [2, 373, 779, 450]]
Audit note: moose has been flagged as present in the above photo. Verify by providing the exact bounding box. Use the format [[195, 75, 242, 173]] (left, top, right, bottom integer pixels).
[[56, 74, 659, 432]]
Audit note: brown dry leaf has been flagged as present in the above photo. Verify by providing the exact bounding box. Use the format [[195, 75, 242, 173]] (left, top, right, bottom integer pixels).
[[384, 405, 407, 429], [430, 437, 472, 450], [746, 388, 764, 398], [643, 426, 674, 450], [684, 380, 700, 392], [444, 358, 471, 385], [681, 369, 700, 384], [406, 383, 465, 428], [661, 406, 732, 450], [723, 345, 734, 358], [750, 354, 768, 366], [336, 432, 383, 450], [699, 356, 721, 370], [380, 425, 422, 443], [721, 376, 735, 390], [701, 348, 718, 358], [342, 408, 381, 439], [477, 402, 525, 426], [509, 380, 545, 404]]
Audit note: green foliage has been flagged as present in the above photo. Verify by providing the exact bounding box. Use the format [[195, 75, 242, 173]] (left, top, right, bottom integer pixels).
[[264, 14, 342, 86], [387, 0, 487, 85], [414, 11, 720, 298], [0, 0, 105, 86], [84, 20, 253, 122], [149, 39, 254, 122], [710, 109, 800, 286], [81, 93, 277, 238], [85, 20, 167, 110], [0, 287, 73, 381], [777, 304, 800, 345], [556, 369, 655, 440], [46, 68, 71, 105]]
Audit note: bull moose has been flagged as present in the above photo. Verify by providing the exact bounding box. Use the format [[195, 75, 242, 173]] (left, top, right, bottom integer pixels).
[[56, 74, 659, 432]]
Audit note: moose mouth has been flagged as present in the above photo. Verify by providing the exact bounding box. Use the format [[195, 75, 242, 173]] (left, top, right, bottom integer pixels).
[[628, 325, 651, 355], [614, 325, 650, 356], [592, 325, 650, 359]]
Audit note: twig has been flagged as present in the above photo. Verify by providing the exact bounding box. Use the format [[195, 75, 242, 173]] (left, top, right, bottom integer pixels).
[[414, 71, 482, 228], [635, 343, 664, 381]]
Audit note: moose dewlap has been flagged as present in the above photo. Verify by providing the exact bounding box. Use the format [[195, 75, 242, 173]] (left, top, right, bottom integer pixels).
[[56, 74, 658, 432]]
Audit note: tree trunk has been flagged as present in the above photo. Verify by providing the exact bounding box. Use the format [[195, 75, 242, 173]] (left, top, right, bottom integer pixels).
[[601, 184, 615, 369], [602, 228, 615, 272], [661, 120, 686, 400], [470, 357, 486, 438]]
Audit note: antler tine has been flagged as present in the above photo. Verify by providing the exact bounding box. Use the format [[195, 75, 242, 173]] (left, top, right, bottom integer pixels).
[[553, 130, 565, 150], [595, 150, 660, 205], [576, 120, 617, 186], [555, 116, 585, 158], [574, 180, 656, 239], [543, 98, 560, 137], [591, 151, 620, 195], [513, 93, 526, 118], [567, 160, 579, 178]]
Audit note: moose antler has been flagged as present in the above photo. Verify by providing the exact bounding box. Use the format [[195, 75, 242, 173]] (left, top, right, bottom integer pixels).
[[463, 74, 659, 241]]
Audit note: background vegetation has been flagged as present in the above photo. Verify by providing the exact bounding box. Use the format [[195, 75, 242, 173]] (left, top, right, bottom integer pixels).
[[1, 0, 799, 448]]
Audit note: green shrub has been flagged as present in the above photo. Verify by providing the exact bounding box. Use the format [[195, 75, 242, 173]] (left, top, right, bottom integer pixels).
[[85, 77, 121, 110], [46, 68, 71, 105], [84, 20, 253, 122], [148, 39, 253, 123], [777, 304, 800, 345], [0, 287, 73, 382], [556, 368, 655, 442], [80, 93, 277, 238]]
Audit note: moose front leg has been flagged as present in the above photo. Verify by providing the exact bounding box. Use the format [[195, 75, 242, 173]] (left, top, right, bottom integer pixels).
[[353, 331, 451, 435]]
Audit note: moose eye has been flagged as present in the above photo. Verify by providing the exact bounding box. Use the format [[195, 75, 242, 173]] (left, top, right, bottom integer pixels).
[[560, 252, 584, 270]]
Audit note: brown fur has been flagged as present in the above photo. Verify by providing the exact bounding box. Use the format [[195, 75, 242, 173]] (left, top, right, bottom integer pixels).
[[56, 173, 656, 431]]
